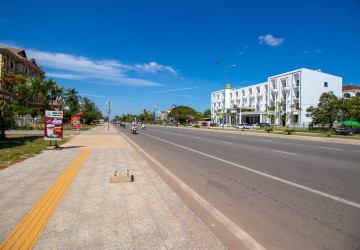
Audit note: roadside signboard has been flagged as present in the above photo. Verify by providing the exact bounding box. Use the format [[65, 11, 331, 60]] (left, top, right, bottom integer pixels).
[[71, 116, 80, 130], [44, 111, 63, 141]]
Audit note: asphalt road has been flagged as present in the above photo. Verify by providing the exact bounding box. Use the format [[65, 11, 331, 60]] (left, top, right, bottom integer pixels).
[[117, 125, 360, 250]]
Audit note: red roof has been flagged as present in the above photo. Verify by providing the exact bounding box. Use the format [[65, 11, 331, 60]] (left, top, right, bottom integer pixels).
[[343, 85, 360, 91]]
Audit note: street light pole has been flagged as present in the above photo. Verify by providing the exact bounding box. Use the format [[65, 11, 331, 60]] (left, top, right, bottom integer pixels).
[[215, 61, 236, 129], [106, 100, 111, 131]]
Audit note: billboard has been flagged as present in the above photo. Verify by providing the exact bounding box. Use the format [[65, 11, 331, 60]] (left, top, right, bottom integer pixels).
[[44, 111, 63, 141], [71, 116, 80, 130]]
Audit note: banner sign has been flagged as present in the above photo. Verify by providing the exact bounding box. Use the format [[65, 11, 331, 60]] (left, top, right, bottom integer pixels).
[[44, 111, 63, 141], [71, 116, 80, 130]]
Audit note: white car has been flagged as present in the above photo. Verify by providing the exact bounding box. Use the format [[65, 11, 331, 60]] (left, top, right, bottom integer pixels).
[[236, 123, 249, 129], [247, 124, 260, 129]]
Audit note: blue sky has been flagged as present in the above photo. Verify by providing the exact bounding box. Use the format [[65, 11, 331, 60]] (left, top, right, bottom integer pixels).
[[1, 0, 359, 118]]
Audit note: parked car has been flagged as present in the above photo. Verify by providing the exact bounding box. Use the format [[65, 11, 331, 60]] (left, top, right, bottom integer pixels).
[[258, 122, 271, 127], [236, 123, 249, 129], [334, 126, 353, 135], [247, 124, 260, 129]]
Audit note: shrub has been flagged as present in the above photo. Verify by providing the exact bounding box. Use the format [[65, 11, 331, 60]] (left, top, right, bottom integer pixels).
[[284, 129, 295, 135], [265, 127, 273, 133]]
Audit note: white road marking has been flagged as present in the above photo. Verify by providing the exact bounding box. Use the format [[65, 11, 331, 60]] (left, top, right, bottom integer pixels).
[[194, 136, 201, 139], [227, 135, 235, 138], [143, 133, 360, 209], [319, 147, 343, 151], [221, 141, 233, 144], [261, 140, 273, 142], [273, 150, 296, 155]]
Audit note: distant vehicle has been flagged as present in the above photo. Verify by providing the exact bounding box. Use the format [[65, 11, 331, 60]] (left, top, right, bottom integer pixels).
[[237, 123, 249, 129], [247, 124, 260, 129], [334, 126, 353, 135], [258, 123, 271, 127]]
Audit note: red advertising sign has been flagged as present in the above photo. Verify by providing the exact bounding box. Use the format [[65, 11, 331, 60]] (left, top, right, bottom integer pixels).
[[44, 111, 63, 141], [71, 116, 80, 130]]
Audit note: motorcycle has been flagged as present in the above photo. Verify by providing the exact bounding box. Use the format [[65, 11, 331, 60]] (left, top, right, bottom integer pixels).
[[141, 124, 145, 130], [131, 125, 137, 134]]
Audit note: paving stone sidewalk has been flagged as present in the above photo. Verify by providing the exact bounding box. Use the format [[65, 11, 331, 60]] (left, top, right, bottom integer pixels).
[[0, 124, 227, 249]]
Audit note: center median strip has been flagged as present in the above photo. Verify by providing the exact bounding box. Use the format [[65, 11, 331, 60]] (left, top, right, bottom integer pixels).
[[0, 149, 90, 250]]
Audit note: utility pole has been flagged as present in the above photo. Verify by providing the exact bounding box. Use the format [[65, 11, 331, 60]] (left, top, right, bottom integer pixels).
[[106, 100, 111, 131]]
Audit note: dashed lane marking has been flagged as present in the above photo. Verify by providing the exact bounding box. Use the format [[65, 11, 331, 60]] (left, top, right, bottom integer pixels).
[[273, 150, 296, 155], [319, 147, 343, 151]]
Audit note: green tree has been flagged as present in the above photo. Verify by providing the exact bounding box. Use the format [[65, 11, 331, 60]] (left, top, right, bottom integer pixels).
[[277, 101, 284, 126], [50, 84, 65, 109], [339, 96, 360, 122], [203, 109, 211, 118], [306, 92, 340, 130], [138, 109, 154, 123], [80, 97, 102, 124], [267, 106, 276, 125], [349, 96, 360, 122], [26, 78, 58, 112], [63, 88, 81, 122], [0, 73, 26, 138], [168, 106, 197, 124]]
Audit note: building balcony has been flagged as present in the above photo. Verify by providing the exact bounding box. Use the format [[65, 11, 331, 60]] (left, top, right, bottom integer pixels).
[[282, 86, 291, 91]]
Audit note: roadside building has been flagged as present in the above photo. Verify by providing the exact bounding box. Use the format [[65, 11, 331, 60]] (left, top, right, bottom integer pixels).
[[211, 68, 342, 127], [0, 46, 64, 111], [0, 46, 45, 80], [342, 84, 360, 99]]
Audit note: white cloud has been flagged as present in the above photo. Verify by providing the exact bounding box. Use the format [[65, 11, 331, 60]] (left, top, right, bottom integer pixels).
[[239, 45, 249, 55], [259, 34, 284, 47], [152, 87, 199, 94], [25, 49, 173, 86], [135, 62, 177, 75]]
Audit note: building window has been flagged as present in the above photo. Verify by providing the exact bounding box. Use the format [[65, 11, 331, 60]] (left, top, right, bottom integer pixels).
[[324, 82, 328, 87], [10, 61, 14, 69], [30, 70, 35, 77]]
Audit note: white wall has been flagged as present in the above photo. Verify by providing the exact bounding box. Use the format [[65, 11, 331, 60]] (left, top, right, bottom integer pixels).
[[300, 68, 342, 124]]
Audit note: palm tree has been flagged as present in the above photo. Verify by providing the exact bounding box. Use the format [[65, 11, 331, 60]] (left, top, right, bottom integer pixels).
[[64, 88, 81, 114], [50, 84, 65, 109], [277, 101, 283, 126], [233, 104, 238, 125], [27, 78, 56, 112]]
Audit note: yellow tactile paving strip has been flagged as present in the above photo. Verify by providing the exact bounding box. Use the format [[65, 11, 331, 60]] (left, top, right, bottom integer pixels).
[[0, 149, 90, 250]]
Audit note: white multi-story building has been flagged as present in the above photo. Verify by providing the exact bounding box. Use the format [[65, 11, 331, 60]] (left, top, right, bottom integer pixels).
[[211, 68, 342, 127]]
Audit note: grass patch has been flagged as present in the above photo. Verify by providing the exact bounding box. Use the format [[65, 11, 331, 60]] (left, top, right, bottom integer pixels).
[[0, 135, 73, 170], [14, 123, 98, 131]]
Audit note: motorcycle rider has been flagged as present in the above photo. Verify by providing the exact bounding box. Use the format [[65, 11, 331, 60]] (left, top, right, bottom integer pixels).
[[141, 122, 145, 130], [131, 121, 137, 134]]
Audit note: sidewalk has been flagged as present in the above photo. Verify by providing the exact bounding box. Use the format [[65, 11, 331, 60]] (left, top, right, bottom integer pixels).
[[0, 124, 226, 249]]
